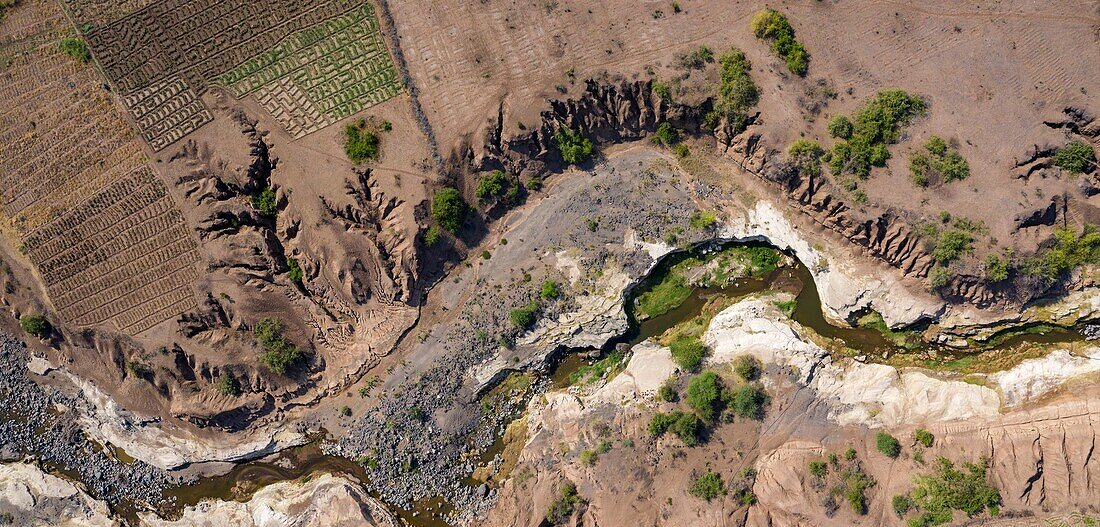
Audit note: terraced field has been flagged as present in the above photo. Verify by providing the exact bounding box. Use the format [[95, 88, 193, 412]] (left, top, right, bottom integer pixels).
[[0, 0, 199, 335], [84, 0, 401, 147]]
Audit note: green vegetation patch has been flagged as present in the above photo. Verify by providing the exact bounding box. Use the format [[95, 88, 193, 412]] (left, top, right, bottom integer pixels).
[[914, 429, 934, 448], [709, 48, 759, 133], [554, 127, 595, 165], [254, 318, 303, 375], [540, 280, 560, 300], [636, 271, 692, 320], [750, 9, 808, 75], [689, 470, 727, 501], [509, 300, 540, 330], [829, 90, 926, 179], [344, 120, 380, 164], [900, 457, 1001, 527], [727, 383, 769, 420], [856, 311, 920, 349], [1021, 224, 1100, 283], [286, 257, 303, 284], [568, 350, 626, 386], [1053, 141, 1096, 174], [545, 482, 585, 525], [789, 139, 825, 176], [19, 314, 50, 338], [648, 410, 701, 446], [685, 370, 725, 421], [651, 122, 680, 146], [216, 372, 240, 396], [476, 169, 520, 205], [669, 335, 707, 371], [251, 186, 278, 217], [910, 136, 969, 186], [876, 431, 902, 458], [59, 37, 90, 62], [431, 188, 468, 233]]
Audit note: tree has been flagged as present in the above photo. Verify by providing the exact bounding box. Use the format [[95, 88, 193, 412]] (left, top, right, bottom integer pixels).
[[689, 470, 726, 501], [686, 371, 725, 422], [828, 115, 853, 139], [509, 301, 539, 329], [344, 122, 380, 164], [540, 280, 560, 300], [669, 336, 706, 371], [711, 48, 758, 132], [733, 355, 761, 381], [254, 318, 302, 375], [728, 383, 769, 420], [545, 482, 585, 525], [554, 127, 594, 165], [20, 314, 51, 338], [876, 432, 901, 458], [431, 188, 467, 233], [1053, 141, 1096, 174], [59, 37, 90, 62], [251, 186, 278, 216]]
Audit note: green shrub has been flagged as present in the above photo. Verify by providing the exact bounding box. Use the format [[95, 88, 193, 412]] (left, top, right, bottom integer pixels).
[[689, 470, 726, 501], [928, 266, 950, 290], [286, 257, 303, 284], [653, 80, 672, 101], [545, 482, 585, 525], [910, 136, 969, 185], [252, 186, 278, 216], [733, 355, 761, 381], [216, 372, 240, 396], [809, 460, 828, 478], [689, 210, 717, 229], [844, 447, 858, 461], [749, 9, 808, 75], [652, 122, 680, 146], [678, 46, 714, 69], [673, 143, 690, 158], [876, 431, 901, 458], [19, 314, 50, 338], [728, 383, 769, 420], [431, 188, 467, 233], [554, 127, 594, 165], [1053, 141, 1096, 174], [893, 494, 913, 516], [789, 139, 825, 175], [905, 457, 1001, 526], [344, 122, 380, 164], [59, 37, 90, 62], [669, 336, 706, 371], [711, 48, 759, 133], [773, 299, 797, 316], [567, 351, 624, 386], [509, 300, 539, 330], [984, 254, 1009, 282], [254, 318, 302, 375], [845, 467, 876, 514], [540, 280, 560, 300], [657, 379, 678, 402], [932, 230, 974, 265], [827, 115, 853, 139], [476, 169, 518, 204], [580, 441, 611, 466], [914, 428, 934, 448], [686, 370, 725, 421], [1022, 225, 1100, 282], [423, 225, 441, 247], [830, 90, 925, 179], [649, 410, 700, 446], [648, 412, 677, 436]]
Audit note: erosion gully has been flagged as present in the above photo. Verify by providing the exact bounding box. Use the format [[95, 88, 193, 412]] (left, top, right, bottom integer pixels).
[[11, 241, 1089, 527]]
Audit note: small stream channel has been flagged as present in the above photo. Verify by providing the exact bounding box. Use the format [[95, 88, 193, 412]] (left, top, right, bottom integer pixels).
[[13, 241, 1091, 527]]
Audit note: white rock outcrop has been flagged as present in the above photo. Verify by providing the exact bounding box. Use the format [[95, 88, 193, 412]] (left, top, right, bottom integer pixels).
[[0, 462, 117, 527]]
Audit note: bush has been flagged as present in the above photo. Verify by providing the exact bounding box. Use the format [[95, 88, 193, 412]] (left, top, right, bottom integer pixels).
[[892, 494, 913, 516], [286, 257, 303, 284], [733, 355, 761, 381], [984, 254, 1009, 283], [509, 300, 539, 330], [669, 335, 707, 371], [216, 372, 240, 396], [344, 122, 380, 164], [648, 412, 677, 436], [423, 225, 441, 247], [750, 9, 808, 75], [476, 170, 518, 204], [689, 210, 717, 230], [686, 370, 725, 421], [1053, 141, 1096, 174], [876, 432, 901, 458], [649, 410, 700, 446], [828, 115, 853, 139], [904, 457, 1000, 526], [651, 122, 680, 146], [689, 470, 726, 501], [252, 186, 278, 216], [809, 460, 828, 478], [711, 48, 759, 133], [545, 482, 585, 525], [789, 139, 825, 175], [19, 314, 50, 338], [728, 383, 769, 420], [673, 143, 690, 158], [657, 379, 678, 402], [914, 428, 934, 448], [431, 188, 467, 233], [910, 136, 970, 186], [554, 127, 594, 165], [678, 46, 714, 69], [928, 266, 950, 290], [254, 318, 302, 375], [845, 468, 876, 514], [932, 230, 973, 265], [540, 280, 560, 300], [59, 37, 90, 62], [830, 90, 925, 179], [1021, 225, 1100, 283]]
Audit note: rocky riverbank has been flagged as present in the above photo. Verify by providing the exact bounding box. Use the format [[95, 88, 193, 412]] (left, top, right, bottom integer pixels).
[[0, 335, 178, 514]]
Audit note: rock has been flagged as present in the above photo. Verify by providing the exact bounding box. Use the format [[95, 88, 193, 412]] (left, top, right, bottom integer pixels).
[[0, 462, 118, 527], [141, 473, 398, 527]]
